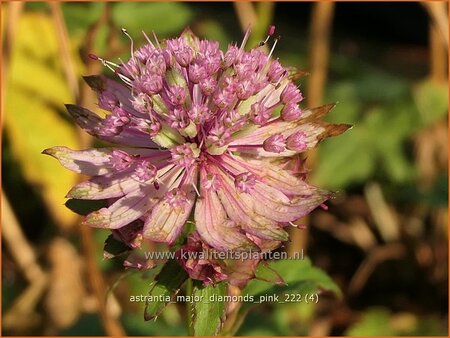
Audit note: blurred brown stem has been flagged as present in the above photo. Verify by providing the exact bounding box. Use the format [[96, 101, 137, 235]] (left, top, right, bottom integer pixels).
[[289, 2, 335, 256], [307, 2, 335, 108], [364, 182, 400, 242], [2, 192, 46, 283], [427, 2, 448, 83], [3, 2, 24, 66], [233, 2, 257, 32], [414, 2, 448, 189], [2, 2, 24, 120], [423, 2, 449, 49], [348, 243, 406, 295], [49, 2, 79, 100], [2, 192, 50, 330], [2, 4, 49, 331], [3, 273, 49, 331], [80, 226, 125, 336]]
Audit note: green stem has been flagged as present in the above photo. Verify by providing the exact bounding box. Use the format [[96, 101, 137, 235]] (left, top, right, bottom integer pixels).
[[186, 278, 194, 336]]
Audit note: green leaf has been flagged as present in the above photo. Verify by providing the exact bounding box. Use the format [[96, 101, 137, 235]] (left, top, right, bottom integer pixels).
[[103, 234, 130, 259], [123, 313, 186, 336], [144, 260, 188, 321], [346, 308, 448, 336], [227, 258, 341, 335], [312, 126, 375, 189], [365, 106, 417, 183], [346, 308, 395, 336], [62, 2, 106, 35], [314, 99, 421, 188], [413, 79, 448, 126], [243, 258, 341, 303], [355, 69, 409, 103], [191, 282, 227, 336], [326, 82, 361, 124], [112, 2, 194, 38]]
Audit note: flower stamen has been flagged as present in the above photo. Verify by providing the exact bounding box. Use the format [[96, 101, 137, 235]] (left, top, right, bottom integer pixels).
[[192, 183, 201, 197], [121, 28, 136, 61]]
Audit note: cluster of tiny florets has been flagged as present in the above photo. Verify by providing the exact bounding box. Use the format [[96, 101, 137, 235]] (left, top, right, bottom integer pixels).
[[45, 28, 349, 285]]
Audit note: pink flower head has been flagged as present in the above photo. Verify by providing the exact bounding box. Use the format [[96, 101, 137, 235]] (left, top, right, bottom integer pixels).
[[44, 28, 350, 282], [281, 102, 303, 121], [281, 82, 303, 104], [263, 133, 286, 153], [286, 131, 308, 151]]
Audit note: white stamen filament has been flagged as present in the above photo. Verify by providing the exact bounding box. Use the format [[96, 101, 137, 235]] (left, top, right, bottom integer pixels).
[[261, 33, 271, 46], [96, 57, 131, 86], [268, 38, 279, 59], [121, 28, 136, 61], [117, 73, 133, 86], [240, 26, 252, 50], [192, 183, 201, 197], [142, 31, 155, 48], [98, 57, 118, 73], [152, 31, 161, 49], [102, 59, 120, 68]]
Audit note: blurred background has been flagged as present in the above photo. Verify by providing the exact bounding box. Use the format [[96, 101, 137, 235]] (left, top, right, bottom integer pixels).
[[1, 2, 448, 336]]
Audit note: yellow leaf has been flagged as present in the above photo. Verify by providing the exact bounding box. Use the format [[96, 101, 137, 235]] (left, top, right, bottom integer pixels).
[[4, 13, 81, 229]]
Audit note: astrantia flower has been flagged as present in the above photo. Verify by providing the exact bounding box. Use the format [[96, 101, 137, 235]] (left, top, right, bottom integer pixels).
[[44, 28, 349, 281]]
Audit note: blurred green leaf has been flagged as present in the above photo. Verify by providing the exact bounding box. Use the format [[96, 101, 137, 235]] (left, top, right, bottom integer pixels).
[[243, 258, 341, 301], [238, 300, 315, 336], [144, 259, 188, 321], [229, 258, 341, 335], [195, 20, 230, 49], [312, 126, 375, 189], [248, 3, 275, 47], [364, 106, 416, 182], [345, 308, 448, 336], [346, 308, 395, 336], [326, 82, 361, 124], [112, 2, 194, 38], [355, 69, 409, 103], [123, 311, 186, 336], [236, 310, 284, 336], [192, 282, 226, 336], [314, 101, 419, 188], [62, 2, 105, 35], [62, 3, 110, 57], [59, 313, 105, 336], [413, 79, 448, 126], [318, 55, 440, 188]]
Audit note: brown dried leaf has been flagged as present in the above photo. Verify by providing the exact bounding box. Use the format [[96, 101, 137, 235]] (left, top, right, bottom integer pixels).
[[302, 103, 337, 121]]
